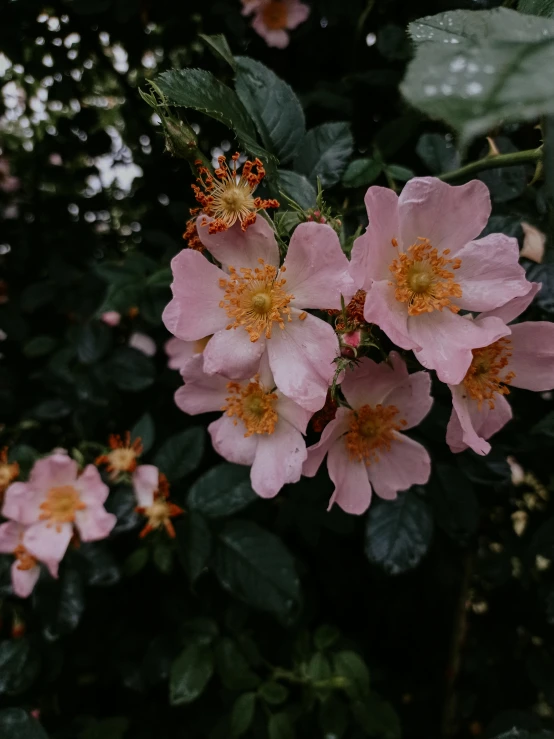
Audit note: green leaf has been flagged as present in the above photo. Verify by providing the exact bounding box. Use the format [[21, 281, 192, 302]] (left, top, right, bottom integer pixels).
[[214, 520, 301, 623], [0, 709, 48, 739], [333, 650, 370, 700], [154, 427, 205, 482], [77, 322, 112, 365], [402, 8, 554, 146], [531, 410, 554, 437], [314, 624, 340, 651], [32, 398, 72, 420], [268, 713, 295, 739], [294, 122, 354, 187], [109, 347, 155, 392], [106, 486, 140, 534], [153, 541, 173, 574], [178, 512, 212, 583], [35, 568, 85, 639], [519, 0, 554, 18], [365, 490, 433, 575], [231, 692, 256, 737], [214, 637, 260, 690], [170, 643, 214, 705], [278, 170, 317, 209], [156, 69, 277, 176], [20, 281, 56, 312], [131, 412, 155, 453], [23, 335, 57, 358], [386, 164, 415, 182], [527, 263, 554, 314], [416, 132, 460, 174], [187, 463, 257, 518], [352, 692, 402, 739], [235, 57, 306, 163], [199, 33, 237, 70], [431, 466, 480, 544], [80, 717, 130, 739], [307, 652, 332, 682], [123, 547, 149, 576], [0, 638, 40, 695], [259, 681, 289, 705], [342, 158, 382, 188]]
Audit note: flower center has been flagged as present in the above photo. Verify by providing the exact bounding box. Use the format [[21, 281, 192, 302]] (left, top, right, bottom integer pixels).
[[13, 543, 37, 571], [219, 259, 296, 342], [137, 474, 183, 539], [389, 237, 462, 316], [463, 337, 515, 409], [223, 377, 278, 437], [262, 1, 288, 29], [192, 154, 279, 233], [40, 485, 86, 527], [96, 432, 143, 478], [345, 403, 406, 465]]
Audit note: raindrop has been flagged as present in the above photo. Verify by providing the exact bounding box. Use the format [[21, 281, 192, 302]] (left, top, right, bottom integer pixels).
[[466, 81, 483, 96], [424, 84, 437, 97]]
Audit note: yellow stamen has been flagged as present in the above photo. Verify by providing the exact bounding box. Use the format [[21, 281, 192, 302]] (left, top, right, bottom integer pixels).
[[96, 432, 143, 479], [463, 337, 515, 409], [389, 237, 462, 316], [39, 485, 86, 530], [0, 447, 19, 494], [223, 376, 278, 437], [345, 404, 406, 465]]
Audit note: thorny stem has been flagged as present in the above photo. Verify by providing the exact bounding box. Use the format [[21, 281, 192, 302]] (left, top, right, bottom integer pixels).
[[439, 147, 542, 182]]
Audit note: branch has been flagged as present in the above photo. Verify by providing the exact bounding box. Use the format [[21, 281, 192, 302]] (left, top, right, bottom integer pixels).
[[439, 147, 542, 182]]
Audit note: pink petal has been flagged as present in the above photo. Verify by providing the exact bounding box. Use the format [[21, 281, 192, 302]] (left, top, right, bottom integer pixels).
[[175, 355, 229, 415], [208, 416, 258, 466], [363, 281, 417, 350], [285, 0, 310, 28], [30, 452, 78, 489], [162, 250, 228, 341], [350, 187, 400, 287], [341, 354, 407, 410], [0, 521, 23, 553], [250, 421, 307, 498], [11, 562, 40, 598], [283, 223, 355, 310], [383, 370, 433, 430], [132, 464, 158, 507], [24, 521, 72, 563], [197, 216, 279, 270], [242, 0, 262, 15], [75, 507, 116, 542], [479, 282, 541, 324], [76, 465, 109, 506], [509, 321, 554, 391], [398, 177, 490, 256], [447, 385, 512, 455], [252, 18, 290, 48], [303, 409, 350, 477], [275, 393, 313, 434], [129, 332, 156, 357], [203, 327, 266, 380], [409, 312, 509, 385], [454, 234, 530, 311], [267, 311, 339, 412], [2, 483, 41, 525], [367, 435, 431, 500], [327, 441, 372, 515], [101, 311, 121, 327], [165, 337, 196, 371]]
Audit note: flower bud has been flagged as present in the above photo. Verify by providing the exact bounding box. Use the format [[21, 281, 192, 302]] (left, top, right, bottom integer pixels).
[[340, 329, 362, 358]]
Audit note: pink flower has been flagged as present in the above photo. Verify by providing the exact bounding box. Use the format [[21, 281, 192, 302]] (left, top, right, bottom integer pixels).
[[0, 521, 58, 598], [129, 332, 156, 356], [163, 218, 354, 412], [176, 354, 312, 498], [2, 452, 116, 564], [303, 353, 432, 515], [165, 335, 211, 371], [101, 311, 121, 327], [446, 283, 554, 455], [242, 0, 310, 49], [350, 178, 531, 385]]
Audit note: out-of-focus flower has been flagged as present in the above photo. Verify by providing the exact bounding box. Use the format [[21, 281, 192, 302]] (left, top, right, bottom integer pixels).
[[242, 0, 310, 48], [0, 157, 20, 194], [96, 432, 143, 479], [101, 311, 121, 327], [350, 178, 532, 384], [447, 283, 554, 455], [165, 335, 211, 371], [164, 218, 354, 412], [0, 521, 58, 598], [132, 465, 184, 538], [192, 154, 278, 233], [0, 447, 19, 496], [49, 153, 63, 166], [176, 354, 311, 498], [129, 331, 156, 356], [2, 451, 116, 564], [520, 221, 545, 264], [303, 353, 432, 515]]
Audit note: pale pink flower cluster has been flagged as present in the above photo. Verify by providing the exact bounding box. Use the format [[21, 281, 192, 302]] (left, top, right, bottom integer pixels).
[[165, 176, 553, 517], [241, 0, 310, 49], [0, 451, 116, 597]]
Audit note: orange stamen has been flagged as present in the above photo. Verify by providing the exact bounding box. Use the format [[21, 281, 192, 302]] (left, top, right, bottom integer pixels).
[[39, 485, 86, 531], [389, 237, 462, 316], [182, 217, 205, 252], [223, 376, 278, 437], [136, 473, 184, 539], [261, 0, 289, 29], [345, 404, 406, 465], [0, 447, 19, 494], [13, 543, 38, 572], [96, 432, 143, 479], [463, 337, 515, 409]]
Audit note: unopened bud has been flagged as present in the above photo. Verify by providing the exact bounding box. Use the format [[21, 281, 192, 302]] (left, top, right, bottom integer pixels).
[[340, 329, 362, 358], [163, 118, 200, 161]]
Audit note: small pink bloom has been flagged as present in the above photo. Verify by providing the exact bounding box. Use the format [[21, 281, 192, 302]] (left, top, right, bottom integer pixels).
[[165, 335, 211, 371], [2, 452, 116, 564], [350, 178, 532, 385], [303, 353, 432, 515], [101, 311, 121, 327], [0, 157, 20, 194], [242, 0, 310, 49], [176, 354, 312, 498], [129, 332, 156, 356], [132, 465, 183, 538], [0, 521, 58, 598], [446, 283, 554, 455], [164, 218, 355, 412]]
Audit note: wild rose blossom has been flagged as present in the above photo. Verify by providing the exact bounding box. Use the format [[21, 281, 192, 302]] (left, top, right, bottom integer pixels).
[[165, 336, 211, 371], [2, 451, 116, 563], [163, 218, 355, 412], [350, 178, 531, 385], [303, 353, 433, 515], [96, 432, 143, 480], [0, 521, 58, 598], [175, 355, 312, 498], [446, 284, 554, 455], [242, 0, 310, 49], [132, 465, 184, 538]]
